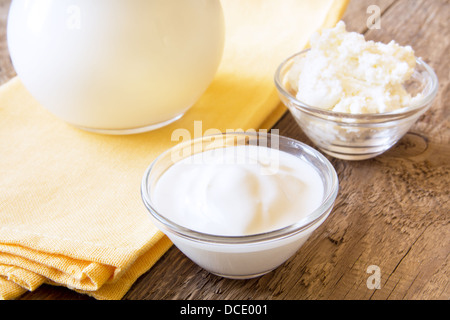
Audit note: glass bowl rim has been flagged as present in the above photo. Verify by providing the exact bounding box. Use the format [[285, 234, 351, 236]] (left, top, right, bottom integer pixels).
[[141, 132, 339, 245], [274, 49, 439, 122]]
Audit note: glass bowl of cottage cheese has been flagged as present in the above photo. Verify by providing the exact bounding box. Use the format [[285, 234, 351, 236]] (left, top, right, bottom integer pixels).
[[275, 22, 439, 160]]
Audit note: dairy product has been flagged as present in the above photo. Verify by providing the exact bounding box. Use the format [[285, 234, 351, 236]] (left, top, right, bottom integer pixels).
[[153, 145, 324, 236], [287, 21, 419, 114], [7, 0, 225, 132], [143, 137, 338, 279]]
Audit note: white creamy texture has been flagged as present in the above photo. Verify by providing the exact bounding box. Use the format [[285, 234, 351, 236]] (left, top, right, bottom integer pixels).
[[288, 21, 418, 114], [7, 0, 225, 130], [153, 146, 324, 236]]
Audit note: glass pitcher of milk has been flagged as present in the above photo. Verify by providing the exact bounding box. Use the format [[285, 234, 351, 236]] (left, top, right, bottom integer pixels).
[[7, 0, 225, 134]]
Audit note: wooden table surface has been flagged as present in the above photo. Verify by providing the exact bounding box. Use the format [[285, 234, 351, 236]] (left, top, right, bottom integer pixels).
[[1, 0, 448, 300]]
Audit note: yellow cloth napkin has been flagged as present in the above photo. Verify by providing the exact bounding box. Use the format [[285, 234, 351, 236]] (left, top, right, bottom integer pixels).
[[0, 0, 348, 300]]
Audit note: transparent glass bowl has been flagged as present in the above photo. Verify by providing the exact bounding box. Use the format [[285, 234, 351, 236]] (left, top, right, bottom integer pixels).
[[275, 50, 439, 160], [141, 132, 339, 279]]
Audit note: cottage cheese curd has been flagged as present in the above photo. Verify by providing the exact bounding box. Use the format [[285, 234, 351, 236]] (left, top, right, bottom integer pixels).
[[288, 21, 419, 114]]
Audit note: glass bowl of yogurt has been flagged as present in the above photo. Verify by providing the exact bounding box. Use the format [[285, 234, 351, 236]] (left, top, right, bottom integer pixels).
[[141, 132, 339, 279], [274, 22, 439, 160]]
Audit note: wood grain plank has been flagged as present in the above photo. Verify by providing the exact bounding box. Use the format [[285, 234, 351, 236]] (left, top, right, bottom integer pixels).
[[271, 0, 450, 301], [339, 0, 396, 33], [1, 0, 448, 300]]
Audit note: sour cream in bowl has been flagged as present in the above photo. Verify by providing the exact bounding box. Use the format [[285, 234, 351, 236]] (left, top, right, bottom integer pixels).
[[141, 132, 339, 279]]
